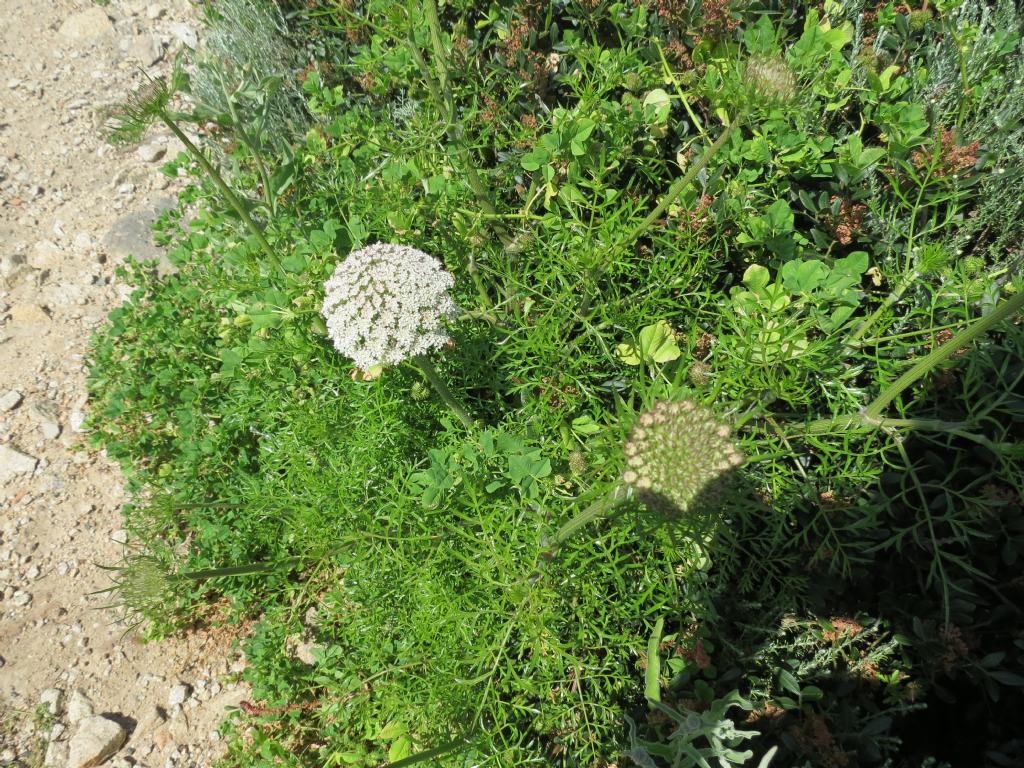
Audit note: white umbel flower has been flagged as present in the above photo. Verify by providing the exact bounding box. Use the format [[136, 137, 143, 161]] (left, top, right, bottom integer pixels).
[[322, 243, 458, 370]]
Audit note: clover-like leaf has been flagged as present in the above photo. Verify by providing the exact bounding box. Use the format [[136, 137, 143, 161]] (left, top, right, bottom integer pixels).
[[742, 264, 771, 293], [618, 320, 682, 366]]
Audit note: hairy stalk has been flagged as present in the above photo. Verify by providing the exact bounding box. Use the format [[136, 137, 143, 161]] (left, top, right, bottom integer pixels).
[[852, 158, 941, 347], [864, 290, 1024, 418], [404, 14, 501, 309], [802, 289, 1024, 434], [578, 115, 744, 318], [412, 355, 476, 430], [411, 0, 507, 237], [160, 115, 282, 273], [541, 483, 631, 559], [218, 70, 275, 213], [846, 268, 922, 350]]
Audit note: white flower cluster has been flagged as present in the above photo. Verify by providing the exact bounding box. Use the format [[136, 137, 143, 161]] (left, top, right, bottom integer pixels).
[[322, 243, 458, 370]]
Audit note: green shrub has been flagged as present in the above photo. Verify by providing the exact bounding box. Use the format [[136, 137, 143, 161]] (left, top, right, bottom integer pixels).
[[87, 0, 1024, 765]]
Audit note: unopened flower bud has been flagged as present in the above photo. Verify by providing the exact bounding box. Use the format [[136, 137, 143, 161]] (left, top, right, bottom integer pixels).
[[621, 400, 743, 516], [745, 55, 796, 105]]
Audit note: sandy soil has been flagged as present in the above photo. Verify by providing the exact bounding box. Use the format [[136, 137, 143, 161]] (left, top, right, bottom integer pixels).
[[1, 2, 250, 765]]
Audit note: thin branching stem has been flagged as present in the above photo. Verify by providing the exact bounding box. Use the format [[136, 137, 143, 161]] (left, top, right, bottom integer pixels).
[[799, 289, 1024, 435], [160, 115, 282, 273], [578, 114, 744, 318], [413, 355, 476, 430]]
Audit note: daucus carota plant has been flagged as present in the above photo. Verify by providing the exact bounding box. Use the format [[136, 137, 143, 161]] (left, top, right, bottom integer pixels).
[[547, 400, 742, 555], [321, 243, 474, 428], [623, 400, 745, 516], [104, 68, 282, 272]]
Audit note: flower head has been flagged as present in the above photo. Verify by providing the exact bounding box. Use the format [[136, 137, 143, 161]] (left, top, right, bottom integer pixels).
[[322, 243, 458, 370], [622, 400, 743, 515], [745, 55, 796, 105]]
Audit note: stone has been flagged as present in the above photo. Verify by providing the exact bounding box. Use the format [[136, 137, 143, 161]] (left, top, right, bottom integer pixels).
[[30, 401, 61, 440], [0, 253, 28, 284], [28, 240, 61, 270], [0, 390, 23, 412], [151, 725, 174, 751], [59, 8, 115, 42], [137, 144, 166, 163], [40, 687, 63, 715], [11, 590, 32, 606], [0, 444, 38, 483], [67, 690, 95, 724], [68, 716, 127, 768], [292, 637, 317, 665], [167, 683, 190, 707], [101, 198, 175, 265], [167, 22, 198, 49], [70, 410, 88, 433], [127, 34, 163, 66], [8, 304, 51, 328], [111, 529, 128, 545], [44, 738, 68, 768]]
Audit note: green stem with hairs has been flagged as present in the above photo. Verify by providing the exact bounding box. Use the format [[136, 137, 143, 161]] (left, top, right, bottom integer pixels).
[[413, 0, 506, 235], [622, 115, 744, 248], [800, 289, 1024, 435], [864, 290, 1024, 419], [413, 355, 476, 430], [160, 114, 282, 273], [578, 114, 744, 318], [845, 268, 921, 350], [542, 484, 631, 559]]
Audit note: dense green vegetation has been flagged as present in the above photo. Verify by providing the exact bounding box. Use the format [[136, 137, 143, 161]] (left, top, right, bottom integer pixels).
[[88, 0, 1024, 765]]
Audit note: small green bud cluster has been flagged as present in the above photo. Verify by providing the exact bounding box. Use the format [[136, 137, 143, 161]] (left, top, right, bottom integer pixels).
[[908, 9, 932, 30], [568, 450, 589, 476], [622, 400, 743, 515], [745, 55, 797, 105]]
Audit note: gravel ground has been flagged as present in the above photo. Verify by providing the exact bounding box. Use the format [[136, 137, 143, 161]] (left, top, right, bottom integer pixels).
[[1, 2, 251, 765]]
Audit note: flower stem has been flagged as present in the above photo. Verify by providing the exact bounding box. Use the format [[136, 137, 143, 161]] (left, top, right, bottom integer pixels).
[[863, 289, 1024, 420], [798, 289, 1024, 435], [413, 355, 475, 430], [542, 484, 631, 559], [578, 114, 743, 318], [160, 114, 282, 273]]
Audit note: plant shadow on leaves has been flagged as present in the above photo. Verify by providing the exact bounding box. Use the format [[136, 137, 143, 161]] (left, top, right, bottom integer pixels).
[[662, 324, 1024, 767]]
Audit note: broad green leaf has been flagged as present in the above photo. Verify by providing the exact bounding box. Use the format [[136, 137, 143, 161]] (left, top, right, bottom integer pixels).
[[766, 199, 794, 233], [645, 617, 664, 706], [834, 250, 869, 277], [574, 118, 597, 142], [571, 415, 602, 435], [377, 721, 407, 741], [990, 670, 1024, 687], [638, 319, 682, 364], [616, 342, 642, 365], [780, 259, 827, 294], [642, 88, 671, 121], [742, 264, 771, 292], [778, 669, 801, 695], [388, 736, 413, 762]]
